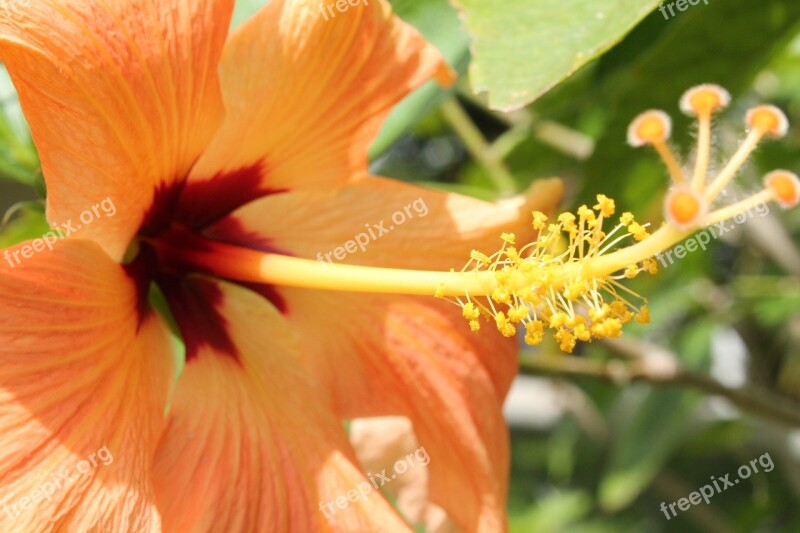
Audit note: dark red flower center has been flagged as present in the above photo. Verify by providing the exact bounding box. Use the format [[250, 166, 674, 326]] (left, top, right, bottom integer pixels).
[[125, 163, 288, 362]]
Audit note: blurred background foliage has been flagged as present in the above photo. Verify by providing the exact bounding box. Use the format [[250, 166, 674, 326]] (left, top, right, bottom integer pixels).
[[2, 0, 800, 531]]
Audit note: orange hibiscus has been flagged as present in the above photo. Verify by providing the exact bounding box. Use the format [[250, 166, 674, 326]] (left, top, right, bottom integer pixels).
[[0, 0, 563, 531]]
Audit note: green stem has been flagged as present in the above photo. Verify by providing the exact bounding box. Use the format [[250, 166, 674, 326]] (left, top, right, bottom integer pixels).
[[440, 97, 518, 195]]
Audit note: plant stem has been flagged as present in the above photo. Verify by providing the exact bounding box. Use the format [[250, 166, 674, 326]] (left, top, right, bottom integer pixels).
[[519, 351, 800, 428], [440, 97, 518, 195]]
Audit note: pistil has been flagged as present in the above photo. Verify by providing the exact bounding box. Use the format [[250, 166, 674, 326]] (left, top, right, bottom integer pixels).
[[150, 85, 798, 353]]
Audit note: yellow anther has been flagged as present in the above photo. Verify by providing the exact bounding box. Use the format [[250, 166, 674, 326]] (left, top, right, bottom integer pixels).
[[635, 306, 651, 324], [505, 246, 521, 263], [508, 306, 529, 323], [555, 329, 577, 353], [494, 312, 516, 337], [611, 301, 633, 322], [462, 302, 481, 321], [566, 314, 586, 328], [594, 194, 616, 217], [764, 170, 800, 209], [628, 222, 649, 241], [620, 212, 634, 225], [495, 266, 513, 284], [501, 232, 516, 245], [573, 324, 591, 342], [491, 287, 512, 305], [523, 289, 539, 305], [642, 258, 658, 274], [624, 264, 639, 279], [602, 318, 623, 338], [557, 212, 578, 235], [577, 205, 595, 221], [532, 211, 549, 230], [549, 312, 567, 328], [563, 279, 588, 300], [524, 320, 545, 345], [590, 304, 611, 322], [470, 250, 492, 265], [469, 320, 481, 332]]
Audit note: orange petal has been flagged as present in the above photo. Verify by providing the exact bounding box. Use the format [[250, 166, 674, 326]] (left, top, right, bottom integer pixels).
[[151, 278, 412, 531], [186, 0, 454, 197], [0, 240, 176, 530], [0, 0, 234, 260], [282, 291, 515, 532], [205, 175, 564, 271]]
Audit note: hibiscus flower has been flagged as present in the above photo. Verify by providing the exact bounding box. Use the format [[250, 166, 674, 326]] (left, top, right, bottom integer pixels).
[[0, 0, 563, 531]]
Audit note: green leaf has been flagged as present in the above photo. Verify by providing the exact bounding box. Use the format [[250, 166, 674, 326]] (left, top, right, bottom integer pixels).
[[451, 0, 659, 111], [0, 65, 40, 187], [509, 490, 592, 533], [231, 0, 268, 27], [0, 202, 49, 249]]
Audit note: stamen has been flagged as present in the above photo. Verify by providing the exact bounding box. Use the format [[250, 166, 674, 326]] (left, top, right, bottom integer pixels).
[[448, 200, 656, 353], [680, 84, 730, 191]]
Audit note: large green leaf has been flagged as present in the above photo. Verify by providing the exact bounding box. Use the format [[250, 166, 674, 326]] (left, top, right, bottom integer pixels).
[[451, 0, 659, 111]]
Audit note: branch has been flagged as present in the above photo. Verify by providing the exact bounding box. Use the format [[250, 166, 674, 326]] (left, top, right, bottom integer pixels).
[[519, 343, 800, 428], [440, 97, 518, 195]]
